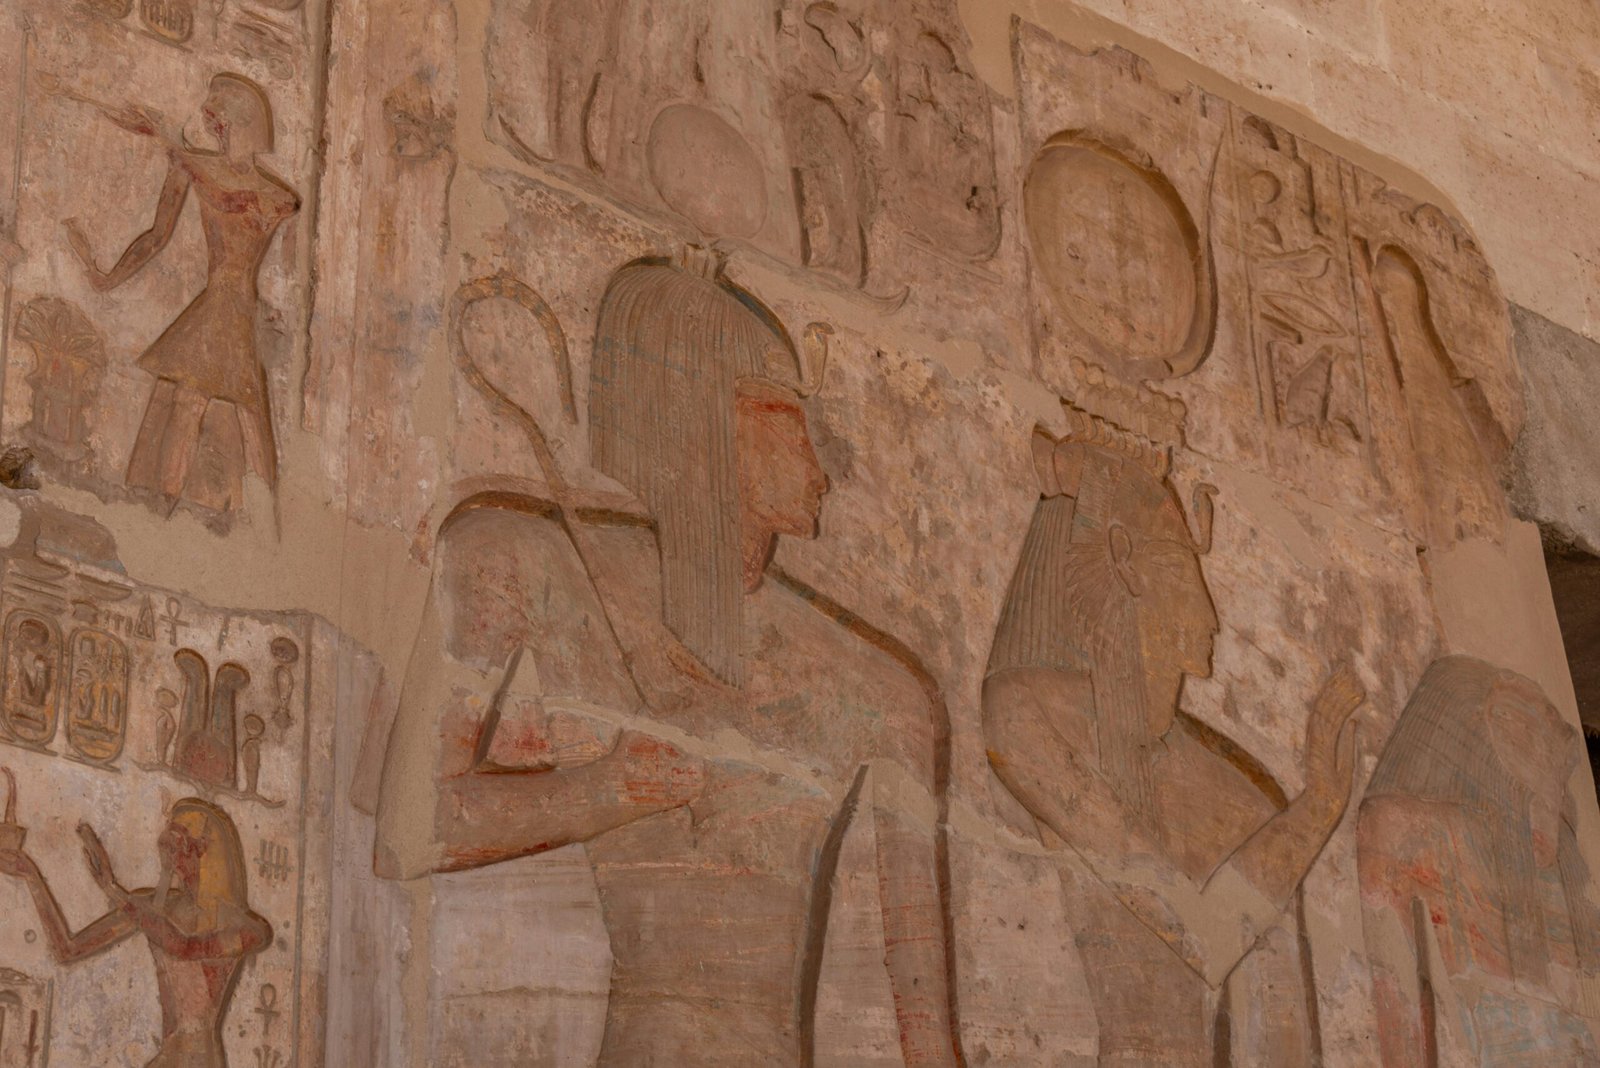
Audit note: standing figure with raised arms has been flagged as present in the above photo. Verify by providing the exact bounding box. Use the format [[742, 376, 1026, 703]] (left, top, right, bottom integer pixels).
[[66, 73, 299, 511], [0, 795, 270, 1067]]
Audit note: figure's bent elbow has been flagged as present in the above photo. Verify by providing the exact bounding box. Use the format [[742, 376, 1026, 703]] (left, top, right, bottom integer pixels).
[[373, 766, 447, 882]]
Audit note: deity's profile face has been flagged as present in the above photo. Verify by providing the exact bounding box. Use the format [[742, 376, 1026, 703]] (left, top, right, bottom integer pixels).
[[736, 381, 829, 544], [202, 75, 272, 157], [159, 815, 208, 888]]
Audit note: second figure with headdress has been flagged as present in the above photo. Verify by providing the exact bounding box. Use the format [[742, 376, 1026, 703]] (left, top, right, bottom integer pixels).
[[984, 403, 1366, 1065]]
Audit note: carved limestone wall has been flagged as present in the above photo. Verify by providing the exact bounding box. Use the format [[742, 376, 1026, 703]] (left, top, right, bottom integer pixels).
[[0, 0, 1597, 1066]]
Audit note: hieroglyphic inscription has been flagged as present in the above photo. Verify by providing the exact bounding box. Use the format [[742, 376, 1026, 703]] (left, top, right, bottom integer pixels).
[[231, 12, 300, 82], [485, 0, 1001, 288], [1232, 115, 1367, 447], [255, 839, 291, 885], [0, 967, 50, 1068], [12, 298, 105, 464], [0, 497, 340, 1066]]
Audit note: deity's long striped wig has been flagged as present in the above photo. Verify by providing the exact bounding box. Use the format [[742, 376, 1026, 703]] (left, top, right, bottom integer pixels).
[[987, 423, 1207, 825], [590, 249, 802, 686]]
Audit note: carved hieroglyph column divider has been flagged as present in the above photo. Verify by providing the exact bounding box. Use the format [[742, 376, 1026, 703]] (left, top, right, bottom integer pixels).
[[0, 16, 31, 431]]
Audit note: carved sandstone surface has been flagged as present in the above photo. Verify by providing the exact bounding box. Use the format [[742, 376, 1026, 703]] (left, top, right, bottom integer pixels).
[[1360, 657, 1600, 1067], [1, 1, 1597, 1066], [0, 493, 374, 1068], [1, 0, 319, 523]]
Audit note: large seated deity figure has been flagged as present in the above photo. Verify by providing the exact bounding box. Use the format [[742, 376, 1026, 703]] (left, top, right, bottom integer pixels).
[[983, 412, 1364, 1065], [375, 249, 961, 1065], [1360, 656, 1600, 1066]]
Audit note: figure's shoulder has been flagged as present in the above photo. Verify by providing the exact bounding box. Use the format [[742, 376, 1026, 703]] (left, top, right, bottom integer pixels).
[[1162, 715, 1287, 820], [760, 567, 938, 709], [435, 490, 651, 574], [1358, 792, 1464, 846], [431, 491, 645, 707]]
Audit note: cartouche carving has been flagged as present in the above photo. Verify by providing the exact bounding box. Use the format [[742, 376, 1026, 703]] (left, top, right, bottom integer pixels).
[[1364, 245, 1510, 548], [140, 0, 196, 44], [63, 626, 129, 766], [1, 614, 60, 752]]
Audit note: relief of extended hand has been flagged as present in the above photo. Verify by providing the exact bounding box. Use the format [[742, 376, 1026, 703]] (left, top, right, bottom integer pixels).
[[1303, 662, 1364, 805]]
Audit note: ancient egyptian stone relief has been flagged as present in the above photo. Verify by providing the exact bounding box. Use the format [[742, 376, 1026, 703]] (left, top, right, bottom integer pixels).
[[983, 398, 1366, 1065], [0, 964, 49, 1068], [1, 0, 321, 523], [1231, 115, 1369, 448], [1013, 23, 1521, 547], [483, 0, 1001, 294], [371, 246, 965, 1065], [991, 24, 1565, 1065], [306, 0, 1026, 535], [1360, 657, 1600, 1065], [0, 494, 349, 1067], [300, 0, 455, 534]]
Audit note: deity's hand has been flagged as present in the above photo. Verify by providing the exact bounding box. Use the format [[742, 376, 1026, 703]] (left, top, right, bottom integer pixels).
[[1304, 663, 1364, 801], [0, 847, 35, 878], [102, 103, 165, 140], [613, 729, 706, 809], [77, 822, 127, 903], [61, 220, 111, 291]]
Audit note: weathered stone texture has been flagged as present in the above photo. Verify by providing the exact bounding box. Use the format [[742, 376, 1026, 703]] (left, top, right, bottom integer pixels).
[[1510, 305, 1600, 557], [0, 0, 1596, 1065]]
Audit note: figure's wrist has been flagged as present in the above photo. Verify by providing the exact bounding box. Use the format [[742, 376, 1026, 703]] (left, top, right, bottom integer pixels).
[[1301, 773, 1350, 821]]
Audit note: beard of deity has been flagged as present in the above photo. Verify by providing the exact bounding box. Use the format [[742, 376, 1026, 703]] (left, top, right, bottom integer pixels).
[[590, 251, 803, 687], [987, 443, 1193, 824]]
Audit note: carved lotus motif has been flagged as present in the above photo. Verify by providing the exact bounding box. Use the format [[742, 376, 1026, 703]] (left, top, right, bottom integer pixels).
[[13, 299, 105, 367]]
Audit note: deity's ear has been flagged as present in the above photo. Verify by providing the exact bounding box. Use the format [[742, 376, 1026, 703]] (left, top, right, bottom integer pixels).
[[1108, 522, 1142, 598]]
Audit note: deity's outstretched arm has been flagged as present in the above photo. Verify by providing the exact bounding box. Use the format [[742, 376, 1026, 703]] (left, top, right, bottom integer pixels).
[[983, 664, 1358, 988], [374, 561, 701, 881], [65, 158, 191, 292]]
